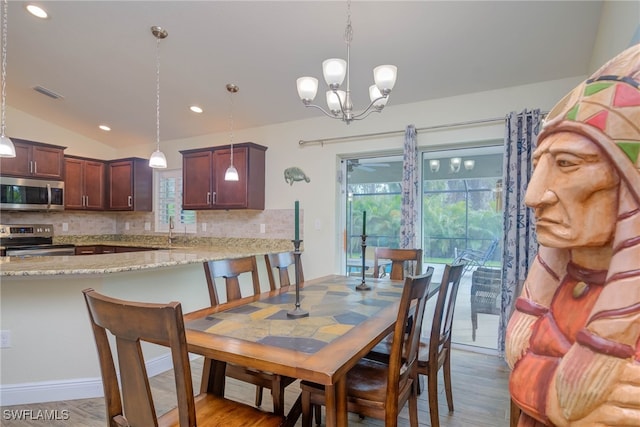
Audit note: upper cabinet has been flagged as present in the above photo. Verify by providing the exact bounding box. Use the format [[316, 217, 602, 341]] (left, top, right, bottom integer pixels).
[[181, 142, 266, 210], [0, 138, 65, 180], [107, 158, 153, 211], [64, 156, 105, 210]]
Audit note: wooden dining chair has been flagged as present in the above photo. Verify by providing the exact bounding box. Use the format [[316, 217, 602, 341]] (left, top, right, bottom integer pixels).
[[416, 263, 465, 427], [82, 288, 285, 427], [264, 251, 304, 290], [373, 247, 423, 280], [299, 270, 434, 427], [202, 256, 295, 415]]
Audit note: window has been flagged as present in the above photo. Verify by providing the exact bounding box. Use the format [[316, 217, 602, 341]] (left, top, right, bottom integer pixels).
[[155, 169, 196, 233]]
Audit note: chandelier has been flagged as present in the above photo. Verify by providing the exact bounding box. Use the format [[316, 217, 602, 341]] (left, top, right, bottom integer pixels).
[[0, 0, 15, 157], [148, 26, 168, 169], [296, 0, 397, 124]]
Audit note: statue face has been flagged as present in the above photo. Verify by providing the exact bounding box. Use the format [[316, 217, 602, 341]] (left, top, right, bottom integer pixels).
[[525, 131, 620, 249]]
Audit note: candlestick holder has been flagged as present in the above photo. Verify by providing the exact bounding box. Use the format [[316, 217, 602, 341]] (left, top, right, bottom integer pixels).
[[287, 239, 309, 318], [356, 234, 371, 291]]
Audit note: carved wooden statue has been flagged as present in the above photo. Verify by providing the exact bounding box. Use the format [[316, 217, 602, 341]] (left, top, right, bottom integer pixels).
[[506, 43, 640, 426]]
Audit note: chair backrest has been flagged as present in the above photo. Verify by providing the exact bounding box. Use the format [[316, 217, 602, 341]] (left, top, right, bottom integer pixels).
[[373, 247, 423, 280], [203, 256, 261, 305], [83, 288, 196, 427], [386, 270, 434, 410], [264, 251, 304, 290], [428, 263, 464, 361]]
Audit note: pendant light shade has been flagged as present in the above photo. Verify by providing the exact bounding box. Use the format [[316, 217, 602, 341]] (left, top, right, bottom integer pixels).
[[149, 149, 167, 168], [225, 83, 240, 182], [148, 26, 168, 169], [0, 0, 15, 158]]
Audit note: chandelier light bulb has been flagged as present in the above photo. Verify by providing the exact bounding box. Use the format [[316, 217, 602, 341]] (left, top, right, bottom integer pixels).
[[322, 58, 347, 88], [450, 157, 462, 173], [429, 159, 440, 173], [373, 65, 397, 94], [326, 90, 346, 114], [464, 159, 475, 170], [296, 77, 318, 103], [368, 85, 387, 109]]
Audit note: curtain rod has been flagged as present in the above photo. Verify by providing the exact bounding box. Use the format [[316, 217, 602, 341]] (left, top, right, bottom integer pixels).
[[298, 116, 508, 146]]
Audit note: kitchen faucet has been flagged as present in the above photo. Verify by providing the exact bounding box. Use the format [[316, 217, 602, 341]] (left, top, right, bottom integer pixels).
[[168, 215, 176, 245]]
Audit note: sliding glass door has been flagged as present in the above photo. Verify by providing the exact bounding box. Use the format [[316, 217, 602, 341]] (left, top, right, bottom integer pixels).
[[341, 144, 504, 350]]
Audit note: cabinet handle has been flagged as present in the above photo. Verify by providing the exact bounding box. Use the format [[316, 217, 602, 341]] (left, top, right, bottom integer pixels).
[[85, 195, 89, 207], [29, 161, 33, 174], [33, 161, 37, 174], [128, 196, 132, 207], [212, 192, 217, 205], [79, 250, 93, 254], [207, 192, 211, 205]]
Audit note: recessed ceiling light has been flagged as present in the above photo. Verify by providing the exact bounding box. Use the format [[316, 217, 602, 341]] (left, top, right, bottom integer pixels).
[[26, 4, 48, 19], [190, 105, 203, 113], [99, 125, 111, 132]]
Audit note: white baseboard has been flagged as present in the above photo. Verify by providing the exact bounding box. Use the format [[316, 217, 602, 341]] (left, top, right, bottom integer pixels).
[[0, 352, 197, 406]]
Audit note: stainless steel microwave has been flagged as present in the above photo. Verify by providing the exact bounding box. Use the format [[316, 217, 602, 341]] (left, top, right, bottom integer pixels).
[[0, 176, 65, 211]]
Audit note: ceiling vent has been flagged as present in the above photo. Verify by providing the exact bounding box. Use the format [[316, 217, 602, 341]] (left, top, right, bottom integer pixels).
[[33, 85, 64, 100]]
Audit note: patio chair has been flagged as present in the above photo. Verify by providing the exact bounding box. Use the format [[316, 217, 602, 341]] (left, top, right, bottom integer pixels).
[[454, 238, 499, 276], [470, 266, 502, 341]]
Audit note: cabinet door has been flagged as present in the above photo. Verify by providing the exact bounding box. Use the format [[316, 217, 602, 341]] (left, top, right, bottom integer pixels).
[[182, 150, 213, 209], [64, 157, 85, 209], [108, 161, 133, 210], [31, 145, 64, 179], [84, 160, 105, 210], [0, 141, 32, 176], [212, 147, 248, 209]]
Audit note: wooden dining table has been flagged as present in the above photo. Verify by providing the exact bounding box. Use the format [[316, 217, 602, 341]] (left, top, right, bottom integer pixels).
[[183, 274, 407, 427]]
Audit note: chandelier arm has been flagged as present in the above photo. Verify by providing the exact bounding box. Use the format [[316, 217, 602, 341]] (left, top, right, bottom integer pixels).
[[348, 95, 388, 120], [303, 103, 342, 120]]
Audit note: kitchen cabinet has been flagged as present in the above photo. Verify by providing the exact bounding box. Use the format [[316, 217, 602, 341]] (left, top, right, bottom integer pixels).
[[0, 138, 65, 180], [64, 156, 105, 210], [107, 158, 152, 211], [180, 142, 266, 210]]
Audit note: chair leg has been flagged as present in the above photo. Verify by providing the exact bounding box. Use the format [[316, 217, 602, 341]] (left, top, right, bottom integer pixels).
[[408, 378, 419, 427], [314, 404, 321, 426], [255, 385, 263, 407], [428, 370, 440, 427], [471, 310, 478, 341], [443, 352, 454, 413]]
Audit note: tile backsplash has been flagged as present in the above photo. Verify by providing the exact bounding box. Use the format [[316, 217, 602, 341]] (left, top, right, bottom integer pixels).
[[0, 209, 300, 240]]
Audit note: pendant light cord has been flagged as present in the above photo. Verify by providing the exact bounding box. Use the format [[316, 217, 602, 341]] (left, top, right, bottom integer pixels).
[[1, 0, 9, 136], [155, 36, 161, 151], [228, 89, 234, 167]]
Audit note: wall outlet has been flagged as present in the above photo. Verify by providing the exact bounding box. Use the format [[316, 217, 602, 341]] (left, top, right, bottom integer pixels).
[[201, 223, 207, 232], [0, 330, 11, 348], [125, 222, 130, 231], [144, 222, 151, 231], [62, 223, 68, 232], [260, 224, 266, 234]]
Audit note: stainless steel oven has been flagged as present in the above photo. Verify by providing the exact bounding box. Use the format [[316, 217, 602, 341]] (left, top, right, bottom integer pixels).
[[0, 177, 65, 211], [0, 224, 75, 257]]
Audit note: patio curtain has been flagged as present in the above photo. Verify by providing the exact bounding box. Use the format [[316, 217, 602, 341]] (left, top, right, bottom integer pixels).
[[498, 109, 542, 355], [400, 124, 418, 250]]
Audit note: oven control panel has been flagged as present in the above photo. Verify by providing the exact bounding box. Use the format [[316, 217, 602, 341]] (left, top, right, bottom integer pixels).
[[0, 224, 54, 239]]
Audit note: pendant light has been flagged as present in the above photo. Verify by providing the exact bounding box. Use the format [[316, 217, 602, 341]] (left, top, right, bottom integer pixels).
[[0, 0, 15, 157], [224, 83, 239, 181], [148, 26, 168, 169]]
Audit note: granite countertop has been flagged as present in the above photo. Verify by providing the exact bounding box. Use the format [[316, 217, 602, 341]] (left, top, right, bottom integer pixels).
[[0, 236, 295, 277]]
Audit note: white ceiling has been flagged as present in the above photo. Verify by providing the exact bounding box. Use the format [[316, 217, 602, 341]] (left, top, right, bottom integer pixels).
[[5, 1, 604, 150]]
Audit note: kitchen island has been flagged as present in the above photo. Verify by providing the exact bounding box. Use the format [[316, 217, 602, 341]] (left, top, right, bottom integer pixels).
[[0, 238, 295, 406]]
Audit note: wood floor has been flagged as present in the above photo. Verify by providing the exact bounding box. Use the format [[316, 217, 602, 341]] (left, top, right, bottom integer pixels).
[[0, 348, 512, 426]]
